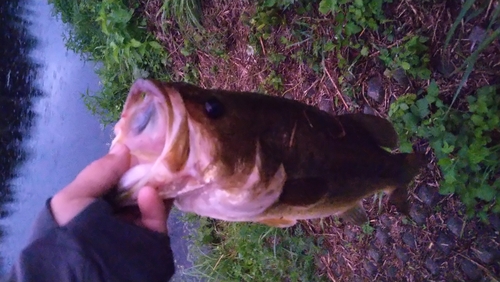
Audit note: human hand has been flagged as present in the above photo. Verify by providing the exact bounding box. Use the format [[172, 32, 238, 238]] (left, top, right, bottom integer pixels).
[[50, 144, 173, 233]]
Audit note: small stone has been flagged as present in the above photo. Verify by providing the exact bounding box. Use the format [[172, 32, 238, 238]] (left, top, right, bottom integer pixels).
[[283, 93, 293, 100], [363, 104, 375, 115], [246, 45, 255, 56], [416, 185, 439, 207], [409, 204, 428, 225], [402, 232, 417, 249], [343, 72, 355, 83], [379, 214, 393, 228], [392, 68, 410, 88], [395, 246, 410, 263], [375, 227, 390, 246], [436, 232, 455, 255], [436, 58, 455, 78], [318, 97, 333, 113], [330, 263, 341, 277], [460, 258, 482, 281], [468, 26, 487, 51], [336, 253, 346, 264], [344, 226, 357, 241], [367, 76, 383, 102], [368, 246, 381, 263], [473, 237, 500, 265], [488, 214, 500, 232], [473, 246, 495, 264], [363, 261, 377, 276], [387, 266, 398, 279], [424, 257, 440, 276], [305, 87, 317, 98], [446, 217, 464, 237], [352, 275, 364, 282]]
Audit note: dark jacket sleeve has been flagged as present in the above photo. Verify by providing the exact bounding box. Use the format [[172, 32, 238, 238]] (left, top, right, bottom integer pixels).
[[7, 198, 175, 282]]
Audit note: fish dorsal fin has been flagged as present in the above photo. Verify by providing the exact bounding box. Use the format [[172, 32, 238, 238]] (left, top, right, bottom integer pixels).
[[338, 113, 399, 149], [340, 203, 368, 226]]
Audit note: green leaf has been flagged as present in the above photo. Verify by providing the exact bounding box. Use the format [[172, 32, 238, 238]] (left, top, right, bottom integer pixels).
[[440, 183, 455, 194], [475, 184, 496, 201], [149, 41, 163, 50], [319, 0, 337, 14], [470, 114, 484, 126], [426, 80, 439, 99], [345, 22, 362, 35], [438, 157, 452, 167], [129, 39, 142, 48], [354, 0, 364, 8], [441, 141, 455, 154], [399, 141, 413, 153], [263, 0, 277, 7], [401, 62, 411, 70], [494, 201, 500, 213], [324, 41, 335, 52], [360, 46, 369, 56], [109, 8, 132, 24], [416, 98, 430, 118]]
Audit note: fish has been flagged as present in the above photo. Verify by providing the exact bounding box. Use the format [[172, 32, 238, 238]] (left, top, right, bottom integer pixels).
[[109, 78, 424, 228]]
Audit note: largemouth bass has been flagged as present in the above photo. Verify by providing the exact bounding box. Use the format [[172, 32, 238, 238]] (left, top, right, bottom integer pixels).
[[110, 79, 423, 227]]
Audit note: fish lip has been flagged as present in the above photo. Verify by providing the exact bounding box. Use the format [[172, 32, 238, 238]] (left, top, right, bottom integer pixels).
[[127, 78, 167, 105]]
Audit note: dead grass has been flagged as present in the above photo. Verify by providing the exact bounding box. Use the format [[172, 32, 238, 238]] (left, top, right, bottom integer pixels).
[[140, 0, 500, 280]]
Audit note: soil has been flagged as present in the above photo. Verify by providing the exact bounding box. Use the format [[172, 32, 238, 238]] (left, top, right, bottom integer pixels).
[[140, 0, 500, 281]]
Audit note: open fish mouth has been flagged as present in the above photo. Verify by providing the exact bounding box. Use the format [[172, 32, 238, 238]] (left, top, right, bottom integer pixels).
[[109, 79, 190, 203]]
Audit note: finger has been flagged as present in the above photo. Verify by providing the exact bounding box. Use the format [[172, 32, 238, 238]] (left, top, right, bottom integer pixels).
[[137, 186, 167, 233], [62, 144, 131, 199]]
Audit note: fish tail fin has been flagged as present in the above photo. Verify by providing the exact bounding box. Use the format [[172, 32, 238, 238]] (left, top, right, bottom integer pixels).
[[388, 152, 425, 215]]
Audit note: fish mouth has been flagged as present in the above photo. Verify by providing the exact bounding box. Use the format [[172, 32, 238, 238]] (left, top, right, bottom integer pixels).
[[110, 79, 190, 204]]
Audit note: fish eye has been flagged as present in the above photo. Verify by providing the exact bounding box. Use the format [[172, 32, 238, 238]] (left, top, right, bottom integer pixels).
[[204, 97, 225, 119]]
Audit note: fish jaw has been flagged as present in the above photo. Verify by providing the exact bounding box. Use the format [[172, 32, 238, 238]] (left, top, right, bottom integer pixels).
[[110, 79, 208, 204], [174, 144, 287, 221]]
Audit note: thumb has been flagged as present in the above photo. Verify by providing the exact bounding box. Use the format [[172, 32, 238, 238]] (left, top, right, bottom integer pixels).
[[137, 186, 168, 233], [65, 143, 131, 199]]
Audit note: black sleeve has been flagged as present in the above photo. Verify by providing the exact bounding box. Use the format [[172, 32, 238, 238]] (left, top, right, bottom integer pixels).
[[7, 198, 175, 282]]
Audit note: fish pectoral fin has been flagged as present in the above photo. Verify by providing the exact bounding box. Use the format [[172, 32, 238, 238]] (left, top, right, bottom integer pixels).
[[258, 218, 297, 228], [278, 178, 328, 206], [340, 203, 368, 226]]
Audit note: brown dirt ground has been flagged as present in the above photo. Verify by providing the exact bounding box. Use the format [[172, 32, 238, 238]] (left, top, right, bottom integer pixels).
[[141, 0, 500, 281]]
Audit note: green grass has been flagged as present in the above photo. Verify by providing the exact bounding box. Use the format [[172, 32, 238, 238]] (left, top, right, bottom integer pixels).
[[389, 82, 500, 219], [183, 216, 326, 281]]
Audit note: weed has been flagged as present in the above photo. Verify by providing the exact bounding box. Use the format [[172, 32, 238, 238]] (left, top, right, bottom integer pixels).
[[319, 0, 390, 38], [49, 0, 169, 124], [378, 35, 431, 80], [160, 0, 203, 32], [361, 222, 375, 235], [185, 218, 325, 281], [263, 70, 284, 91], [442, 0, 500, 113], [389, 81, 500, 219]]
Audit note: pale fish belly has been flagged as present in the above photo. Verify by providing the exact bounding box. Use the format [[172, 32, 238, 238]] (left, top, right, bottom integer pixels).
[[174, 162, 286, 222]]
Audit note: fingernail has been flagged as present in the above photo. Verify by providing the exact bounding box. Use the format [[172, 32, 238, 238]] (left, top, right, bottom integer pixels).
[[110, 143, 128, 155]]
